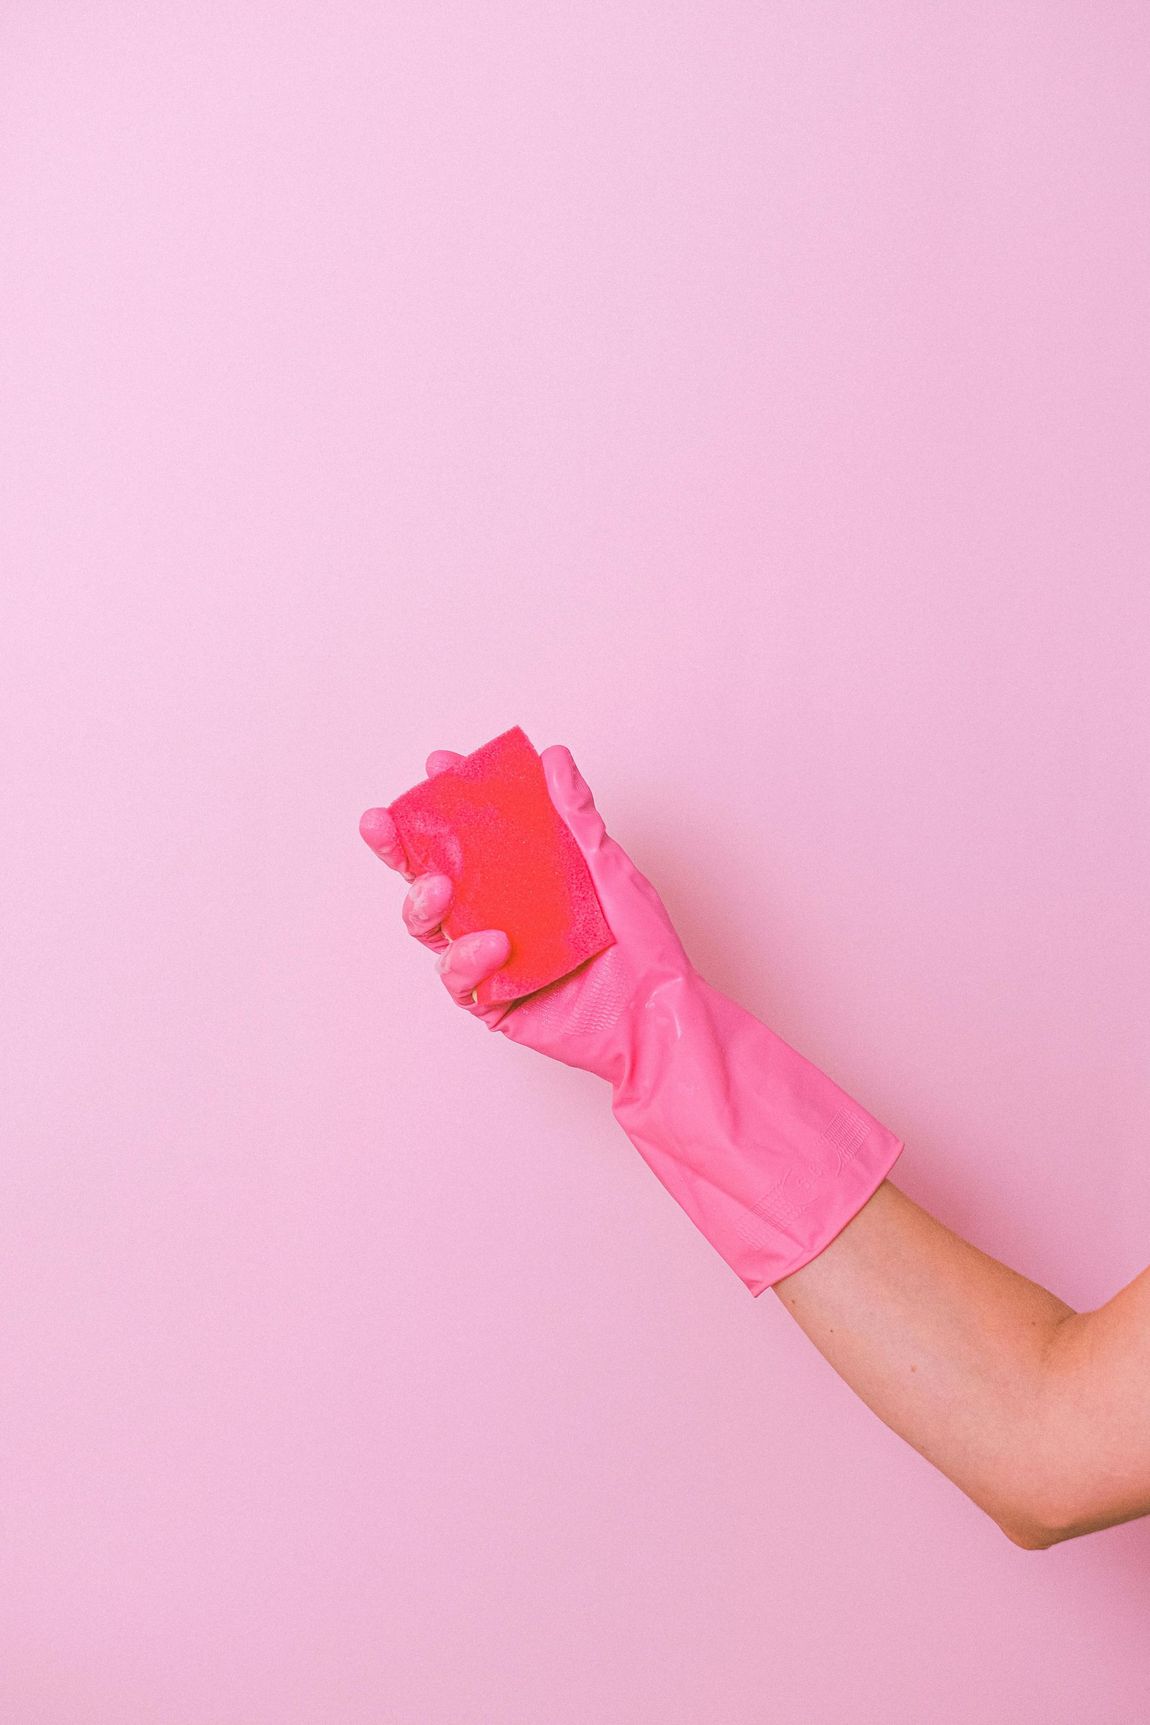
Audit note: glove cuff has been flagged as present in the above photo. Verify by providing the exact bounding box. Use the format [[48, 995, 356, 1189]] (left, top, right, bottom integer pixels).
[[608, 967, 904, 1295]]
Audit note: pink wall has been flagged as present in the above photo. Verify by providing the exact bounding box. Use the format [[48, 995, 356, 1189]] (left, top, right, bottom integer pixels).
[[3, 4, 1149, 1719]]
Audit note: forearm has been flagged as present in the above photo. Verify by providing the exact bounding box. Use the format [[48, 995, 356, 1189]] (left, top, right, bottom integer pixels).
[[773, 1178, 1077, 1547]]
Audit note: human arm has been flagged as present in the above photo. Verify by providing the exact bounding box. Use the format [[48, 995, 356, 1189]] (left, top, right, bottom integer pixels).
[[774, 1179, 1150, 1549], [360, 743, 1150, 1552]]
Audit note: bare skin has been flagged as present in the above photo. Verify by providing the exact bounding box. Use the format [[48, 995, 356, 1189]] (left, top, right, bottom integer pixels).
[[360, 795, 1150, 1552], [772, 1182, 1150, 1549]]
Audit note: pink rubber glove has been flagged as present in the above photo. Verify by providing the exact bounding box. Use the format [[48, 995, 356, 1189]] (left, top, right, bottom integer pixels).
[[360, 744, 904, 1295]]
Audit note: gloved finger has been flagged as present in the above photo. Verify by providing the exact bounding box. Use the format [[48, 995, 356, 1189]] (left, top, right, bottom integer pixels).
[[359, 806, 413, 878], [359, 749, 464, 875], [402, 872, 454, 950], [539, 741, 679, 936], [539, 744, 609, 856], [435, 928, 511, 1009]]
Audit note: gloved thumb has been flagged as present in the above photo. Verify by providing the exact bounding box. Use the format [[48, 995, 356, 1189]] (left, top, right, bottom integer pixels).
[[537, 741, 685, 963], [539, 744, 609, 859]]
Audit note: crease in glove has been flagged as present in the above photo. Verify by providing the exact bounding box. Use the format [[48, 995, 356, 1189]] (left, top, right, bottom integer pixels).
[[386, 725, 616, 1008]]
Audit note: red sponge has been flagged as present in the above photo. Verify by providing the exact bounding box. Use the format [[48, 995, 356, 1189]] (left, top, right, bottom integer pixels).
[[386, 726, 616, 1008]]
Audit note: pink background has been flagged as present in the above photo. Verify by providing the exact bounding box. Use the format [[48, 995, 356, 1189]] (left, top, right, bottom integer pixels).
[[3, 3, 1149, 1719]]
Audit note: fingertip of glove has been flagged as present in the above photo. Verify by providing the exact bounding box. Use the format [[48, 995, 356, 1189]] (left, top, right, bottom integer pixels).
[[359, 806, 391, 843], [542, 743, 593, 811]]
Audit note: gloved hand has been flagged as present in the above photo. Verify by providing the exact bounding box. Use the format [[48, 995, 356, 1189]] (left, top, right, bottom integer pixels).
[[360, 744, 904, 1295]]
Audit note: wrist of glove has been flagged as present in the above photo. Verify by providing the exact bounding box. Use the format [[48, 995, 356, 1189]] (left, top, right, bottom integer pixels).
[[361, 743, 903, 1296], [602, 961, 903, 1295]]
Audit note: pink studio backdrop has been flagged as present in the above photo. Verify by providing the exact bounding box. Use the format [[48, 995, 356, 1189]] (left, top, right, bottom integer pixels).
[[3, 4, 1149, 1721]]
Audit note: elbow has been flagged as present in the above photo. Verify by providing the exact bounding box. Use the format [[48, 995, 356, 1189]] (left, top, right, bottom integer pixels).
[[994, 1478, 1082, 1551], [993, 1469, 1089, 1552], [999, 1492, 1143, 1550], [998, 1514, 1069, 1551], [993, 1456, 1145, 1549]]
